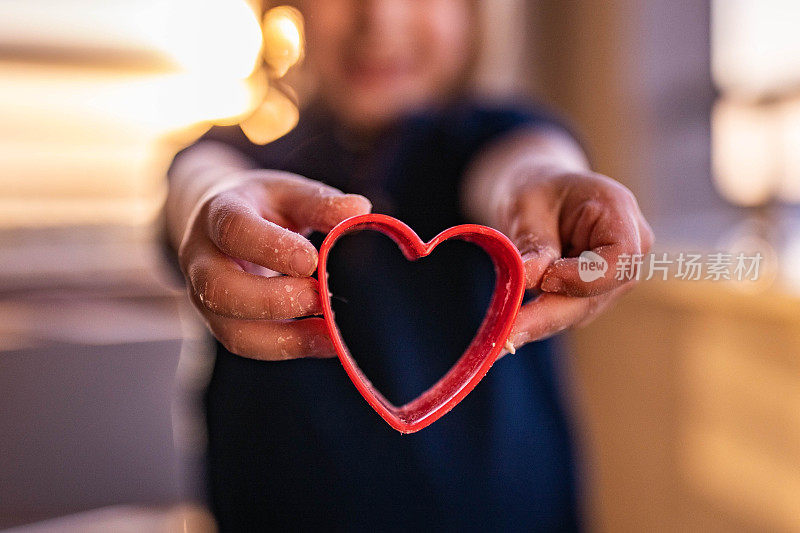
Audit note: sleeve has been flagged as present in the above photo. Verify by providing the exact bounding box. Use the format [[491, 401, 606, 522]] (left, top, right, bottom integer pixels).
[[168, 122, 302, 177]]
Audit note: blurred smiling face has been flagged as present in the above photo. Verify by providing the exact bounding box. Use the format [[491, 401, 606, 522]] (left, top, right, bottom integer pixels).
[[297, 0, 473, 130]]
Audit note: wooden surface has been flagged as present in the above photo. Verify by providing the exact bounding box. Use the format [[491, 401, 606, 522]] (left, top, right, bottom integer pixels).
[[567, 278, 800, 532]]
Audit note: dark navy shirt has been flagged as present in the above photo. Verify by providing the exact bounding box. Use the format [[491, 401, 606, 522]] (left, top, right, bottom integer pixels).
[[191, 98, 580, 532]]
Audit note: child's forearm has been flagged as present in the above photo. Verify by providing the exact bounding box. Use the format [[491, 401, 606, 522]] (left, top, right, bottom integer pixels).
[[165, 141, 257, 250], [461, 127, 589, 231]]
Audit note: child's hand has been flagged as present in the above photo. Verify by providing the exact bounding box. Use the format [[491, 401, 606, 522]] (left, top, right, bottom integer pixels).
[[177, 171, 372, 360], [501, 170, 654, 350]]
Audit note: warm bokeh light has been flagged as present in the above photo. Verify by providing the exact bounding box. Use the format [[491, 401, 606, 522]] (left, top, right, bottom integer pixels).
[[779, 97, 800, 203], [711, 0, 800, 207], [712, 97, 800, 206], [262, 6, 305, 78], [240, 86, 300, 145], [237, 6, 306, 145], [781, 231, 800, 294], [0, 0, 263, 79], [712, 0, 800, 98], [0, 0, 278, 138], [3, 66, 260, 135], [712, 100, 780, 206], [0, 2, 306, 227], [160, 0, 263, 79]]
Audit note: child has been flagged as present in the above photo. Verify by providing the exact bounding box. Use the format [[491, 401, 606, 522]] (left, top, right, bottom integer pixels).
[[166, 0, 652, 530]]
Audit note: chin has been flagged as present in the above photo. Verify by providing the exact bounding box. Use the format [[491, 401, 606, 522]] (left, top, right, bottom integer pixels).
[[342, 94, 426, 127]]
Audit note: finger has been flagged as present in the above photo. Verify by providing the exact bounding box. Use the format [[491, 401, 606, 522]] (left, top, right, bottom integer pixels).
[[203, 313, 336, 361], [273, 175, 372, 233], [186, 237, 323, 320], [540, 198, 645, 297], [507, 289, 622, 349], [205, 192, 319, 276], [505, 194, 562, 288]]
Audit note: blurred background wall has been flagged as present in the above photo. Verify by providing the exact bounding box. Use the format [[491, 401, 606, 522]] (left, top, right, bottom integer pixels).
[[1, 0, 799, 531], [524, 1, 800, 531], [0, 0, 264, 527]]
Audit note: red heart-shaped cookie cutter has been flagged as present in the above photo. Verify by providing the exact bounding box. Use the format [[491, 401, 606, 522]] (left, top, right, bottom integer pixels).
[[318, 214, 525, 433]]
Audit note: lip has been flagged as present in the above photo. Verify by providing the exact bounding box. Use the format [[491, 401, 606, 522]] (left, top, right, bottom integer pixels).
[[343, 56, 414, 87]]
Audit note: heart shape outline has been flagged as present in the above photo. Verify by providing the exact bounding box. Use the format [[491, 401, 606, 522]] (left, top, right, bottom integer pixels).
[[318, 214, 525, 433]]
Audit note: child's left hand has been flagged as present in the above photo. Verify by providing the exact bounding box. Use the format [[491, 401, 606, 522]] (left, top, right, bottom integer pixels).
[[501, 169, 654, 350], [464, 128, 654, 352]]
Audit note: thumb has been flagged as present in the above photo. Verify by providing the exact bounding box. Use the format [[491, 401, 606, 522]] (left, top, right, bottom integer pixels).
[[505, 198, 562, 289], [515, 235, 561, 290]]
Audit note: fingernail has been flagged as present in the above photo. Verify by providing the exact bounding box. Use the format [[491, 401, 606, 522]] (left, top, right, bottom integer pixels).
[[520, 250, 541, 264], [517, 242, 557, 261], [351, 194, 372, 214], [310, 333, 336, 358], [510, 331, 527, 349], [291, 251, 316, 276], [540, 275, 565, 293], [298, 287, 321, 314], [521, 252, 543, 286]]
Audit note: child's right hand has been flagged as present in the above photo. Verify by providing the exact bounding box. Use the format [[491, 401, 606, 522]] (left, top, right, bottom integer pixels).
[[177, 170, 372, 360]]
